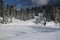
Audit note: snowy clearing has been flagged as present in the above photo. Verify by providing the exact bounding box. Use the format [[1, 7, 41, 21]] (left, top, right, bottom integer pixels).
[[0, 25, 60, 40], [0, 18, 60, 40]]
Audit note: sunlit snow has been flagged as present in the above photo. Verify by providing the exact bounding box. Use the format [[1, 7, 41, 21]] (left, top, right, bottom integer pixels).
[[0, 17, 60, 40]]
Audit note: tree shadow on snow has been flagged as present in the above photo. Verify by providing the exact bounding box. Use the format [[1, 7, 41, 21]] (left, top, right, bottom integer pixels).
[[29, 26, 60, 33], [15, 31, 27, 35]]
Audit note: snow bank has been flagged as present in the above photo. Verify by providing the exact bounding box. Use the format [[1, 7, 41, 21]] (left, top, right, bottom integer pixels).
[[46, 21, 60, 28], [46, 21, 56, 27], [1, 17, 60, 28], [2, 18, 35, 25]]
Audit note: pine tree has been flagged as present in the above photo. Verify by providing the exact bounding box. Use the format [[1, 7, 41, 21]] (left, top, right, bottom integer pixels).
[[0, 0, 4, 23]]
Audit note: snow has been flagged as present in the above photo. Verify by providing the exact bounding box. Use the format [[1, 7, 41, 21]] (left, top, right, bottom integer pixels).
[[0, 25, 60, 40], [1, 17, 60, 28], [46, 21, 60, 28], [0, 17, 3, 20], [2, 18, 35, 25], [46, 21, 56, 27], [46, 22, 57, 27], [0, 18, 60, 40]]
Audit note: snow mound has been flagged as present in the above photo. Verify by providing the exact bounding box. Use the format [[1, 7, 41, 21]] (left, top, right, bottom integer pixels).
[[46, 21, 60, 28], [3, 18, 35, 25], [1, 17, 60, 28], [46, 21, 56, 27]]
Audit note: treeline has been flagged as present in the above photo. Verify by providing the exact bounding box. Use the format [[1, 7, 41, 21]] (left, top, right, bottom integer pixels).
[[19, 4, 60, 22], [1, 4, 60, 23], [0, 0, 60, 24]]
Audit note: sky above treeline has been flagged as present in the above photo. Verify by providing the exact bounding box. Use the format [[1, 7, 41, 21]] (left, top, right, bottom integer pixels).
[[3, 0, 60, 9]]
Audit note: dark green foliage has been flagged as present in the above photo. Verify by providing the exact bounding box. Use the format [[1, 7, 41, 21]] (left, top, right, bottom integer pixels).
[[0, 0, 3, 17]]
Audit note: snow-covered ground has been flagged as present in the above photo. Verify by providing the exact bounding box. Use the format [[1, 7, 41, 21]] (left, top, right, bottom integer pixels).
[[0, 18, 60, 40], [0, 25, 60, 40]]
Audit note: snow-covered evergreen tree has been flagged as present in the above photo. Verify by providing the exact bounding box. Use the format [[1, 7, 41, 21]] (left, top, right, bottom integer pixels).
[[34, 13, 44, 24]]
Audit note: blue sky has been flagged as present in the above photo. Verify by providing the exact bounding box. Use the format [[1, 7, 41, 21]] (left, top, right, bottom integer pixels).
[[3, 0, 33, 9], [3, 0, 60, 9]]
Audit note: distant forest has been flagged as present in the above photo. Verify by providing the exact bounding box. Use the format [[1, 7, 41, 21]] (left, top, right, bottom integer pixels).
[[0, 0, 60, 24]]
